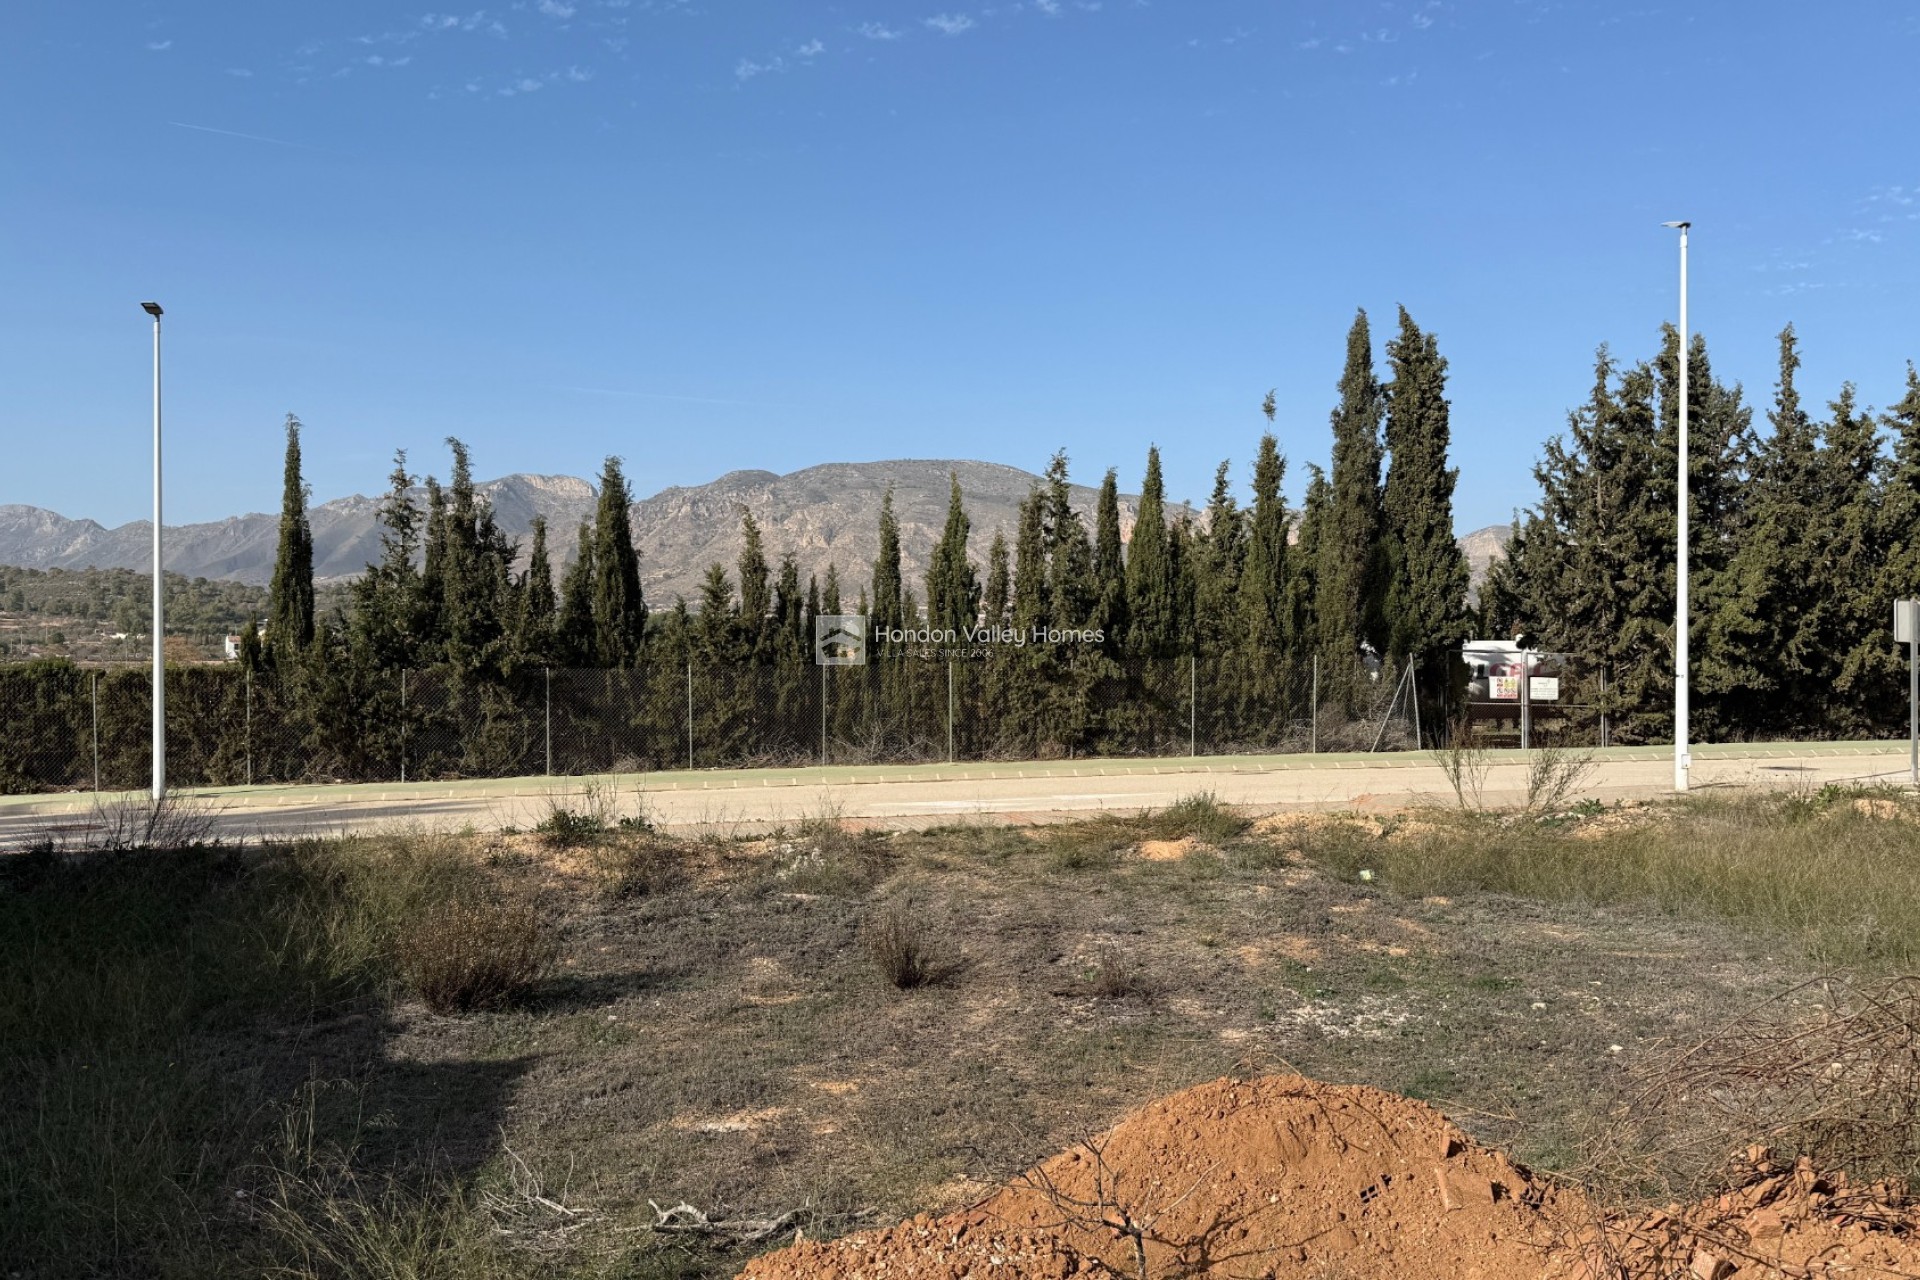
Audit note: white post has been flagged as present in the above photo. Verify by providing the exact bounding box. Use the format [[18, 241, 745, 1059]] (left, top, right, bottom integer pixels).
[[145, 302, 166, 801], [1910, 637, 1917, 789], [1668, 222, 1692, 793]]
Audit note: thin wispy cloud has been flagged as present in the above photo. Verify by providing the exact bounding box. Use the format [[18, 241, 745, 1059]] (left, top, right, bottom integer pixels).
[[227, 67, 254, 77], [857, 21, 902, 40], [146, 39, 172, 51], [538, 0, 576, 18], [168, 121, 325, 151], [795, 38, 824, 58], [1034, 0, 1060, 13], [925, 13, 976, 36]]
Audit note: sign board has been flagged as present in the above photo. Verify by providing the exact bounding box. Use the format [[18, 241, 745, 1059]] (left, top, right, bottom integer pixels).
[[1489, 675, 1520, 701], [1529, 677, 1561, 702], [1898, 600, 1920, 645], [814, 614, 867, 666]]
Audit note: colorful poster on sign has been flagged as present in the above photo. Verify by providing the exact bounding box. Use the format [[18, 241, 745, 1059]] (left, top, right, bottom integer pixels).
[[1490, 675, 1520, 701]]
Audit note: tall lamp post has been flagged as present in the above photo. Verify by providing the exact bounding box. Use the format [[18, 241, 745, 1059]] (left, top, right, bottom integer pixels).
[[1662, 222, 1690, 793], [142, 301, 166, 802]]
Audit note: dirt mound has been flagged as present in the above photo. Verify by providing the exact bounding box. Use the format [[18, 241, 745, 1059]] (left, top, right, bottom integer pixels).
[[740, 1075, 1575, 1279], [739, 1076, 1920, 1279]]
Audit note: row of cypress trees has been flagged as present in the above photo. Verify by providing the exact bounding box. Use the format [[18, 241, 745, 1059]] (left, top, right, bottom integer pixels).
[[252, 306, 1471, 744], [1486, 326, 1920, 741]]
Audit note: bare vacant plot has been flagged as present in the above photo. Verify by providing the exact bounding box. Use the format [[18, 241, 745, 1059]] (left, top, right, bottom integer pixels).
[[4, 786, 1918, 1277]]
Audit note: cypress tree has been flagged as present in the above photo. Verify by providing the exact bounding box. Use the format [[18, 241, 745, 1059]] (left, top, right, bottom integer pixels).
[[514, 515, 557, 666], [926, 473, 979, 634], [1316, 310, 1386, 688], [1380, 308, 1471, 726], [1882, 365, 1920, 597], [1818, 383, 1892, 731], [1124, 447, 1175, 658], [693, 563, 738, 663], [266, 413, 315, 659], [870, 487, 904, 648], [556, 519, 597, 667], [736, 510, 772, 662], [1194, 460, 1244, 659], [1289, 463, 1330, 674], [1240, 431, 1291, 655], [591, 457, 646, 666], [1704, 328, 1822, 733], [1091, 470, 1127, 653], [1043, 452, 1095, 632], [823, 564, 843, 615], [419, 477, 449, 654], [983, 531, 1011, 628]]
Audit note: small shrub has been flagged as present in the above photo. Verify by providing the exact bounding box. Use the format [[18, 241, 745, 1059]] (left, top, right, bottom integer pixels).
[[1088, 947, 1155, 1000], [534, 779, 623, 847], [399, 895, 555, 1014], [1141, 792, 1250, 843], [603, 839, 687, 899], [863, 902, 957, 989]]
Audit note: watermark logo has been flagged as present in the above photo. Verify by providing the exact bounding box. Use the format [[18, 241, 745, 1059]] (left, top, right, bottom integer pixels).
[[814, 614, 867, 666]]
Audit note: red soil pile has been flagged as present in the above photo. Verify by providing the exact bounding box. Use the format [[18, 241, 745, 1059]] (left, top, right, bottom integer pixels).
[[737, 1075, 1920, 1280], [740, 1074, 1574, 1278]]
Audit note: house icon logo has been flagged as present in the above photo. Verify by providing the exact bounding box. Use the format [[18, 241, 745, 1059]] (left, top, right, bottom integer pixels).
[[814, 614, 867, 666]]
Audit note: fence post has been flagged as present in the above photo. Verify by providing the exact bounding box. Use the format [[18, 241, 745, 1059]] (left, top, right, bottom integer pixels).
[[1189, 653, 1197, 757], [1409, 656, 1422, 750], [544, 667, 552, 777], [947, 661, 956, 763], [1520, 656, 1532, 751], [820, 663, 828, 767], [400, 668, 408, 784], [91, 672, 100, 794], [686, 660, 694, 771], [1599, 666, 1609, 748], [1310, 655, 1320, 754], [245, 665, 253, 786]]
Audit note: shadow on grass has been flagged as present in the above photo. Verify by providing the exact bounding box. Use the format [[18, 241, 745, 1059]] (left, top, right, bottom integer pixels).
[[0, 834, 538, 1279]]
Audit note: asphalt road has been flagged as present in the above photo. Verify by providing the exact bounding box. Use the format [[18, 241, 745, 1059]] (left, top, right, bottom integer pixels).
[[0, 742, 1908, 846]]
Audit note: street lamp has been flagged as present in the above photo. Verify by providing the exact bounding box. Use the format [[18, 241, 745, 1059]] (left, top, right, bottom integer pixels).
[[141, 300, 165, 802], [1661, 222, 1690, 793]]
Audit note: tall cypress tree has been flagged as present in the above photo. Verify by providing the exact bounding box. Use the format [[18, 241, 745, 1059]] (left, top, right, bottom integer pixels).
[[870, 487, 904, 647], [1091, 470, 1127, 653], [736, 510, 772, 662], [556, 519, 597, 667], [1289, 463, 1329, 668], [1125, 447, 1175, 658], [1882, 365, 1920, 599], [1194, 460, 1244, 658], [1238, 430, 1293, 684], [1381, 308, 1471, 724], [926, 473, 979, 634], [1043, 452, 1095, 632], [983, 531, 1011, 628], [823, 563, 843, 615], [1317, 310, 1386, 689], [514, 515, 557, 666], [266, 413, 315, 659], [591, 457, 646, 666]]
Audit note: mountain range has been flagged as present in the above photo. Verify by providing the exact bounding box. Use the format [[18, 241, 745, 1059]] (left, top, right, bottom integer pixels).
[[0, 461, 1511, 605]]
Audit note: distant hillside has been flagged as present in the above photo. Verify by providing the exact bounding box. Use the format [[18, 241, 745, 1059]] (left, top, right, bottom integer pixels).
[[0, 464, 1509, 609], [1459, 523, 1512, 597]]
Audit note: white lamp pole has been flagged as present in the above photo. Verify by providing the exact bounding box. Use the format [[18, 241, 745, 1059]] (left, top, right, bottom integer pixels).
[[142, 300, 166, 802], [1662, 222, 1690, 793]]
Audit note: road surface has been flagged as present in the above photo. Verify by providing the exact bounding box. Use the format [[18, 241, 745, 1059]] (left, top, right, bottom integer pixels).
[[0, 742, 1908, 846]]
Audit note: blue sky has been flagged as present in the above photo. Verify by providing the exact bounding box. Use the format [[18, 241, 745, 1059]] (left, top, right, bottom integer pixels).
[[5, 1, 1918, 536]]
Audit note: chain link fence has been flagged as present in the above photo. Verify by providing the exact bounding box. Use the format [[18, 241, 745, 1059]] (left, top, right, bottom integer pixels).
[[0, 653, 1419, 795]]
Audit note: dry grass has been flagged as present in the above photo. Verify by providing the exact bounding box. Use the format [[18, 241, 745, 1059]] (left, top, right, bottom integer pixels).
[[862, 900, 959, 989], [12, 788, 1920, 1279], [399, 893, 555, 1014]]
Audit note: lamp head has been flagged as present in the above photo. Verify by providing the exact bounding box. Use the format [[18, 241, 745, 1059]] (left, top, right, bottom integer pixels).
[[140, 301, 164, 317], [1661, 221, 1690, 230]]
